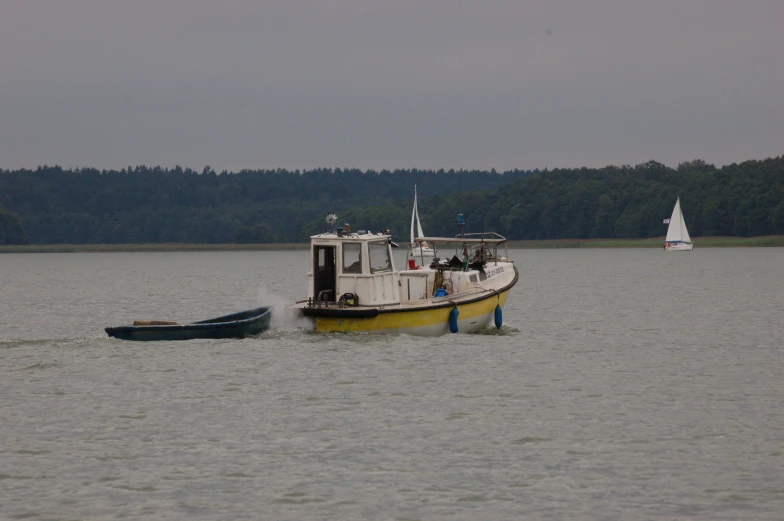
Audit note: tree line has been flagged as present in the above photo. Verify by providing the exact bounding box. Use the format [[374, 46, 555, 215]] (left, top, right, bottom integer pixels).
[[0, 157, 781, 245], [0, 204, 27, 244], [0, 166, 535, 244], [412, 157, 784, 240]]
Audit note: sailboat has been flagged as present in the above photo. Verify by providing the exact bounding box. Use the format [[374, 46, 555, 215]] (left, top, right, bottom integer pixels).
[[410, 186, 434, 258], [663, 197, 694, 251]]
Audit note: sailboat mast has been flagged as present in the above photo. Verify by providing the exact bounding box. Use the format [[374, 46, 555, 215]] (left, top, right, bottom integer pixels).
[[410, 186, 417, 244], [678, 197, 686, 240]]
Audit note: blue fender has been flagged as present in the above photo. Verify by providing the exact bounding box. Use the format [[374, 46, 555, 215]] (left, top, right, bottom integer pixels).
[[448, 307, 459, 333], [494, 304, 503, 329]]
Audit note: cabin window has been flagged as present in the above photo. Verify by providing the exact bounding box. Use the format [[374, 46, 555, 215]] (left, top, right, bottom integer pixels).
[[317, 248, 333, 268], [369, 241, 392, 273], [469, 274, 478, 283], [342, 243, 362, 273]]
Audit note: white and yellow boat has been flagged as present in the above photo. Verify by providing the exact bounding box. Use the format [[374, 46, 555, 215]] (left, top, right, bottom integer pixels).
[[293, 215, 518, 336]]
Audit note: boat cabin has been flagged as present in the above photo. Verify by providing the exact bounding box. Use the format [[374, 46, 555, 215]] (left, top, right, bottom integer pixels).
[[306, 226, 513, 309], [309, 230, 399, 307]]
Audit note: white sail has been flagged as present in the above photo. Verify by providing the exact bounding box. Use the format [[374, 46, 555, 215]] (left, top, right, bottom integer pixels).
[[665, 199, 683, 242], [410, 186, 434, 258], [665, 197, 692, 243], [410, 186, 426, 241], [415, 195, 425, 239]]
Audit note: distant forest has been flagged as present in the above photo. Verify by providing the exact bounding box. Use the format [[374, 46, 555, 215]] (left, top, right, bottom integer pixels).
[[0, 167, 535, 244], [0, 157, 782, 245], [0, 204, 28, 245]]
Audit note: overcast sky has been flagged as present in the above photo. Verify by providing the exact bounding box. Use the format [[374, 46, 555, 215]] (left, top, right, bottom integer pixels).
[[1, 0, 782, 172]]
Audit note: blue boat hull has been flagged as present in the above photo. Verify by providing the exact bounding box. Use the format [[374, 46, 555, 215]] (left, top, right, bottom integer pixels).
[[105, 306, 272, 341]]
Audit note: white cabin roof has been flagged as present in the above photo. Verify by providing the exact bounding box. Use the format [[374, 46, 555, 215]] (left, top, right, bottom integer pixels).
[[311, 231, 391, 243], [415, 236, 506, 244]]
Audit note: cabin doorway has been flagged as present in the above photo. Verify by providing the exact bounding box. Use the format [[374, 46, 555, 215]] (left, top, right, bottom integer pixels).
[[313, 246, 336, 303]]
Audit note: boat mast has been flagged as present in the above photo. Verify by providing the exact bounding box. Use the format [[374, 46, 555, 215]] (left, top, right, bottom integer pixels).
[[414, 186, 425, 239], [680, 198, 686, 241], [410, 186, 418, 244]]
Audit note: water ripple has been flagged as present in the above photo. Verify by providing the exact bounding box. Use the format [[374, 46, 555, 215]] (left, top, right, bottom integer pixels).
[[0, 249, 781, 519]]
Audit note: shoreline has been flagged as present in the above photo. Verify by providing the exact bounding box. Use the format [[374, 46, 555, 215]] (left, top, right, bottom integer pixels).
[[1, 236, 783, 253], [507, 236, 784, 248]]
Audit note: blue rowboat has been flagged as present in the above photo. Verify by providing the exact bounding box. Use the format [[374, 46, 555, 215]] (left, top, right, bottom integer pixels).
[[105, 306, 272, 341]]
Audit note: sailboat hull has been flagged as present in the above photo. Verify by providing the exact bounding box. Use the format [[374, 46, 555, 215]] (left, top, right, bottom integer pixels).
[[411, 245, 435, 258], [664, 242, 694, 251]]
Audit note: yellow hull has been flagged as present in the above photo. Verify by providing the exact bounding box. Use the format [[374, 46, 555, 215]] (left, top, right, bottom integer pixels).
[[313, 288, 512, 335]]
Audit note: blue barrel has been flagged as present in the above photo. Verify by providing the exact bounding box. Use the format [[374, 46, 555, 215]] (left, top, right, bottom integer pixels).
[[494, 304, 503, 329], [448, 307, 459, 333]]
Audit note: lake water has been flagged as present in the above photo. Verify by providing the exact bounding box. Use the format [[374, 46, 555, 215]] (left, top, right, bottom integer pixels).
[[1, 248, 782, 520]]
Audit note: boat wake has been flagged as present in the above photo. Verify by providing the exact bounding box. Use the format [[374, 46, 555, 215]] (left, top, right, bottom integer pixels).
[[255, 284, 314, 331], [19, 361, 65, 370], [0, 337, 102, 349], [0, 339, 54, 349], [2, 325, 516, 348], [476, 325, 519, 336]]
